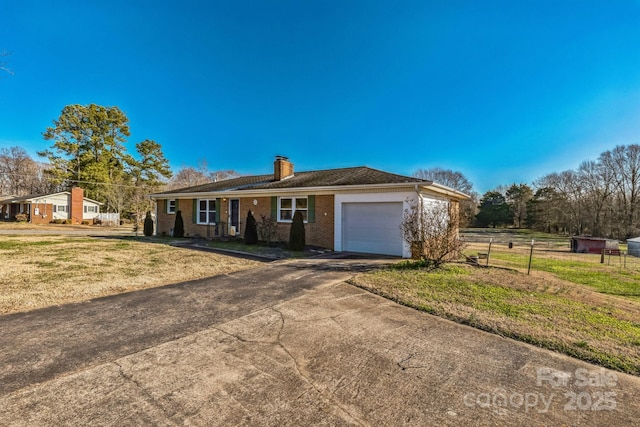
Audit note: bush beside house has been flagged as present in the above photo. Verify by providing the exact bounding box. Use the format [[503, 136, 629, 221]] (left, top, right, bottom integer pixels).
[[174, 210, 184, 237], [289, 211, 305, 251], [143, 211, 154, 236], [244, 210, 258, 244]]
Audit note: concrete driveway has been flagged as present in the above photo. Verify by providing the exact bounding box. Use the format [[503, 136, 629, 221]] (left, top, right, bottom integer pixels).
[[1, 256, 639, 426]]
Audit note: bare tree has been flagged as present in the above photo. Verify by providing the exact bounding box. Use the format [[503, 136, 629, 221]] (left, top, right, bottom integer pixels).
[[101, 174, 131, 214], [536, 171, 588, 235], [0, 147, 36, 195], [400, 198, 464, 267], [413, 167, 477, 227], [599, 144, 640, 238], [576, 160, 614, 237], [167, 163, 240, 190], [167, 167, 210, 189]]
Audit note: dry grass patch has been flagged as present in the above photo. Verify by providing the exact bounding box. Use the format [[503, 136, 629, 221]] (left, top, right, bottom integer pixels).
[[0, 235, 262, 315], [351, 263, 640, 375]]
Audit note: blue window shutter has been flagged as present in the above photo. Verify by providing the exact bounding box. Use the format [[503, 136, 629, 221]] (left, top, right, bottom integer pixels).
[[216, 198, 222, 223], [192, 199, 197, 223]]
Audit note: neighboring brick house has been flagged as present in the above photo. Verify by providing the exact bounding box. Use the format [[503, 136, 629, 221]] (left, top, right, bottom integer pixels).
[[150, 157, 469, 257], [1, 188, 102, 224]]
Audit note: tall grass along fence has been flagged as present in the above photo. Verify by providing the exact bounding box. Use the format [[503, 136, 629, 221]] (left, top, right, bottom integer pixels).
[[460, 236, 640, 274], [459, 232, 640, 300]]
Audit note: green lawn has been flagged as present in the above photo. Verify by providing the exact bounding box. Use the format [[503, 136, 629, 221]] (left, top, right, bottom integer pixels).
[[351, 262, 640, 375], [478, 249, 640, 300]]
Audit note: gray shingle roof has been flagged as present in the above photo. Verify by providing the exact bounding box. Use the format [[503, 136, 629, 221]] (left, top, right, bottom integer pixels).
[[156, 166, 429, 195], [5, 193, 54, 202]]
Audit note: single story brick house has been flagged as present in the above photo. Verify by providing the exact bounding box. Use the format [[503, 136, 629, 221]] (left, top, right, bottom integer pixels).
[[150, 157, 469, 257], [1, 188, 102, 224]]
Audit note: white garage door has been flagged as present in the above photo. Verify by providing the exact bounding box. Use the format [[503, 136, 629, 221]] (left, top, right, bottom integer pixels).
[[342, 202, 404, 256]]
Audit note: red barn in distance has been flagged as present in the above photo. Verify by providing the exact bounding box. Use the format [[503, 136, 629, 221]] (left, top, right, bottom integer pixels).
[[570, 236, 619, 254]]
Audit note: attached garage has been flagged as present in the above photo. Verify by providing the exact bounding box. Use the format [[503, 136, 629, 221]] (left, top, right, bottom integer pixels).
[[341, 202, 404, 256]]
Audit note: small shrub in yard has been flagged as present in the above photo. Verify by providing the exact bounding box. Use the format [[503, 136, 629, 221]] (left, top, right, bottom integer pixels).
[[393, 259, 434, 270], [174, 210, 185, 237], [244, 210, 258, 244], [81, 220, 90, 225], [258, 214, 278, 246], [400, 199, 464, 267], [289, 211, 305, 251], [143, 211, 154, 236], [15, 214, 28, 222]]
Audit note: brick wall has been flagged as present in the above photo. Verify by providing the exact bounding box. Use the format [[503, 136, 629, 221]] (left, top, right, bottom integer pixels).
[[305, 195, 334, 249], [274, 157, 294, 181], [29, 204, 54, 224], [70, 188, 84, 224], [155, 195, 335, 250]]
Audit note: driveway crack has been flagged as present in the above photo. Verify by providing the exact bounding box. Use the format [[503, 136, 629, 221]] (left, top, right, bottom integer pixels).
[[268, 306, 368, 427], [113, 361, 178, 426]]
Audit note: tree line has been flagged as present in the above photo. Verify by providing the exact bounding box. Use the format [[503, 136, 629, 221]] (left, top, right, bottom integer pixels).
[[473, 144, 640, 240], [416, 144, 640, 240], [1, 104, 237, 223]]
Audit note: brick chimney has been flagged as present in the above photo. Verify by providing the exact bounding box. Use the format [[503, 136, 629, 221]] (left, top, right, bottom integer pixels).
[[70, 187, 84, 224], [274, 156, 294, 181]]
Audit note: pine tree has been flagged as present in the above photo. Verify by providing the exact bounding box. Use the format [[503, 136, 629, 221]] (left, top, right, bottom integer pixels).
[[143, 211, 154, 236], [244, 210, 258, 244], [289, 211, 305, 251], [174, 210, 185, 237]]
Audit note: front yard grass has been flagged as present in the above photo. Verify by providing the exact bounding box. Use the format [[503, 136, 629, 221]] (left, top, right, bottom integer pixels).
[[0, 235, 262, 315], [351, 263, 640, 375]]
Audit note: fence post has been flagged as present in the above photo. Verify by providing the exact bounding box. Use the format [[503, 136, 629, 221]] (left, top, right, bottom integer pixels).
[[600, 249, 605, 264], [486, 238, 492, 266], [527, 239, 534, 275]]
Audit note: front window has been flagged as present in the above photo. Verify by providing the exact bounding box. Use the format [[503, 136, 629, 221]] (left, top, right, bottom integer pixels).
[[198, 199, 216, 224], [84, 205, 98, 213], [278, 197, 307, 222], [167, 199, 176, 214], [55, 205, 68, 213]]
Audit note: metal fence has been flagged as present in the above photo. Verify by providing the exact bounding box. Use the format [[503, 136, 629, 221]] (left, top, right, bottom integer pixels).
[[460, 237, 640, 273]]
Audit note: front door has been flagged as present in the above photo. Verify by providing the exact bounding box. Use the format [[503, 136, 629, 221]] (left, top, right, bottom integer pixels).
[[230, 199, 240, 236]]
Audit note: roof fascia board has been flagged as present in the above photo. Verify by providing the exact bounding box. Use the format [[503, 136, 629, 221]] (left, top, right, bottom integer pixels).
[[150, 181, 472, 200], [17, 193, 104, 205], [20, 191, 71, 202], [419, 183, 470, 200]]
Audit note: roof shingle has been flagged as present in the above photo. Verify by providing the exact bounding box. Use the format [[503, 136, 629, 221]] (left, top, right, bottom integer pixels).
[[157, 166, 429, 195]]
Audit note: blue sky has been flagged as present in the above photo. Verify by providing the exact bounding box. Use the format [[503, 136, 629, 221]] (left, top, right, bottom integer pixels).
[[1, 1, 639, 193]]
